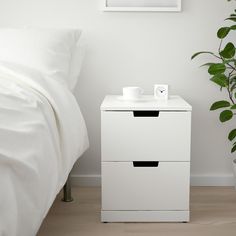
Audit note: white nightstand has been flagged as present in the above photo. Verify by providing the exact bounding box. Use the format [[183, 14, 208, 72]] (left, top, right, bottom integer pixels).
[[100, 95, 192, 222]]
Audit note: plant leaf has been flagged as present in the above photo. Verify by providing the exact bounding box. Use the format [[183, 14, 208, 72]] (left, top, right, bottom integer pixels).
[[231, 104, 236, 109], [223, 59, 236, 64], [229, 129, 236, 141], [226, 17, 236, 22], [231, 144, 236, 153], [230, 75, 236, 84], [210, 74, 228, 87], [219, 110, 233, 122], [217, 24, 236, 40], [224, 59, 236, 68], [210, 101, 231, 110], [217, 27, 230, 39], [200, 63, 215, 68], [220, 42, 236, 59], [208, 63, 226, 75], [231, 83, 236, 91], [191, 51, 215, 60]]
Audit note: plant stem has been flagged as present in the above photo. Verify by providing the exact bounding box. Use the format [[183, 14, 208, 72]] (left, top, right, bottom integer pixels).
[[227, 69, 235, 104], [218, 39, 223, 52], [227, 87, 235, 104]]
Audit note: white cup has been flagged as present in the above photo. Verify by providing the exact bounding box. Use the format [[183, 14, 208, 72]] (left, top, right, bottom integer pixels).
[[122, 87, 144, 100]]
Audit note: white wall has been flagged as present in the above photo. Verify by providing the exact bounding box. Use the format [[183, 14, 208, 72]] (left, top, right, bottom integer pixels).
[[0, 0, 235, 185]]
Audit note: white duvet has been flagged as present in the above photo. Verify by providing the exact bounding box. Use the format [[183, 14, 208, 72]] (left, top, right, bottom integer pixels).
[[0, 62, 89, 236]]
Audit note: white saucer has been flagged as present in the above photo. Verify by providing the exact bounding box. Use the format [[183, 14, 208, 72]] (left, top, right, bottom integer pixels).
[[117, 96, 152, 102]]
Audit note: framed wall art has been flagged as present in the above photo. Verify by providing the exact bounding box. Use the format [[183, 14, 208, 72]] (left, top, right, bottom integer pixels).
[[103, 0, 182, 12]]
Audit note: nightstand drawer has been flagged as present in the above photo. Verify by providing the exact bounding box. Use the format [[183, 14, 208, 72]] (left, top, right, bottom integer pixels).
[[101, 111, 191, 162], [102, 161, 190, 211]]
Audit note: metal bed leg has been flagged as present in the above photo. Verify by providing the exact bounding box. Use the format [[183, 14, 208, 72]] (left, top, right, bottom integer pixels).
[[62, 174, 73, 202]]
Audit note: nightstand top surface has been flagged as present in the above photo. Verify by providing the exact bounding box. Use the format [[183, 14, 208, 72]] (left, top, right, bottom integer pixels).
[[101, 95, 192, 111]]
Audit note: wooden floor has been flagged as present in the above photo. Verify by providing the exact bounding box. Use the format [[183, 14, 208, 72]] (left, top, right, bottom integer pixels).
[[38, 187, 236, 236]]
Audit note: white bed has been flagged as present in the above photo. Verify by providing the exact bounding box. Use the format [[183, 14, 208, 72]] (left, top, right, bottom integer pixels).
[[0, 28, 89, 236]]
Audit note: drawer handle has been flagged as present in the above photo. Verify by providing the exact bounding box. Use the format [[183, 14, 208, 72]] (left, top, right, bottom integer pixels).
[[133, 111, 159, 117], [133, 161, 159, 167]]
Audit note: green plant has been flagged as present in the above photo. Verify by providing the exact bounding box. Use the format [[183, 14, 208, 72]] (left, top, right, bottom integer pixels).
[[191, 5, 236, 153]]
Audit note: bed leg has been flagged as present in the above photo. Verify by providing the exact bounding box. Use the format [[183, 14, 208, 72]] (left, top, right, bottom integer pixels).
[[62, 175, 73, 202]]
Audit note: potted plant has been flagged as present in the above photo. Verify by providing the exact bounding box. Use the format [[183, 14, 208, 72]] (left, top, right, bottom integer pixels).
[[192, 2, 236, 186]]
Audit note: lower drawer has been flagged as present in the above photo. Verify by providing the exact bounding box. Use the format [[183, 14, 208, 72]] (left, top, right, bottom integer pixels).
[[102, 161, 190, 211]]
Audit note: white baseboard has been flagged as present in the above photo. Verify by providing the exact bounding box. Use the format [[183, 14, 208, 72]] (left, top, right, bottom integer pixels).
[[71, 174, 235, 187], [190, 174, 235, 186], [71, 174, 101, 187]]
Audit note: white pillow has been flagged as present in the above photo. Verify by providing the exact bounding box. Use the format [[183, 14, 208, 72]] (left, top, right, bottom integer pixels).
[[0, 28, 81, 86], [68, 38, 86, 90]]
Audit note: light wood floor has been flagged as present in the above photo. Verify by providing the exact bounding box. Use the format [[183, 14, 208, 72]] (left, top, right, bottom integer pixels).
[[38, 187, 236, 236]]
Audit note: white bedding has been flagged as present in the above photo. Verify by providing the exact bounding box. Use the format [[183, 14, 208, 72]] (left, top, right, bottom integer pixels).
[[0, 62, 89, 236]]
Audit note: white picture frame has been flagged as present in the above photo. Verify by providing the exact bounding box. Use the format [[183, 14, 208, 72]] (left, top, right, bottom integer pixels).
[[103, 0, 182, 12]]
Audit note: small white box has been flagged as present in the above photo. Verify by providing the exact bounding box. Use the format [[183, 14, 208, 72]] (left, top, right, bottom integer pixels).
[[154, 84, 169, 100]]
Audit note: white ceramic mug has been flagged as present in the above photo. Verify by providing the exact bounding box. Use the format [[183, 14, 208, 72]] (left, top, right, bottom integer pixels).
[[122, 87, 144, 100]]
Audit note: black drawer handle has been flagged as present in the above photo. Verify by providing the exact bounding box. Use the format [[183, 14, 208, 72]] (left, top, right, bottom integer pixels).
[[133, 111, 159, 117], [133, 161, 159, 167]]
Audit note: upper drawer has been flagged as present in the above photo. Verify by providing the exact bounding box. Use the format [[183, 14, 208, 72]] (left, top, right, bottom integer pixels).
[[101, 111, 191, 161]]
